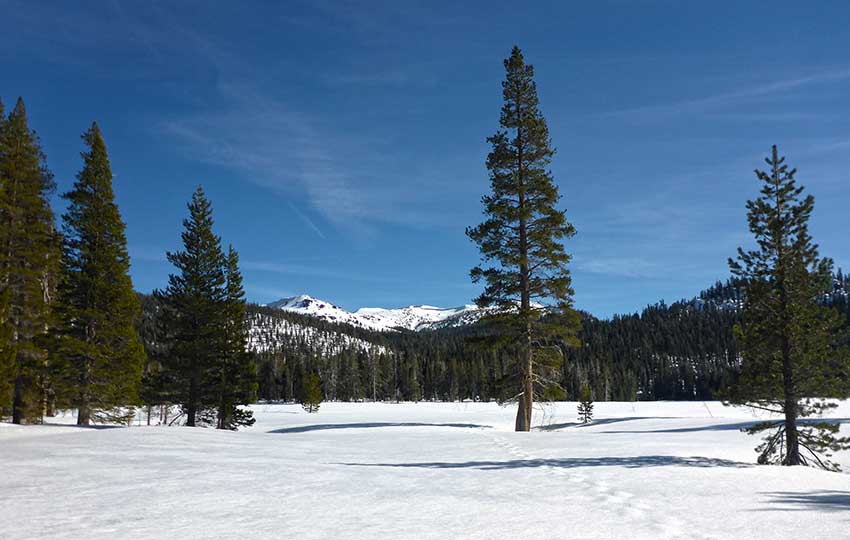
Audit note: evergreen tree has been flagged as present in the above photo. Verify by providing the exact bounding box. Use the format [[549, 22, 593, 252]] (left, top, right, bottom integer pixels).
[[0, 98, 60, 423], [726, 146, 850, 470], [467, 46, 579, 431], [299, 371, 322, 413], [55, 123, 146, 425], [577, 383, 593, 423], [215, 245, 256, 430], [0, 97, 13, 414], [156, 186, 227, 427]]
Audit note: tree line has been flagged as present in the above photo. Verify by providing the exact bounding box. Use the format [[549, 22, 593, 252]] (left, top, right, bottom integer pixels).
[[188, 283, 741, 407], [0, 97, 255, 429]]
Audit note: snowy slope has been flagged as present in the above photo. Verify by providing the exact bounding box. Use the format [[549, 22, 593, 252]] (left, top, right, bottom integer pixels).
[[268, 294, 483, 332], [247, 311, 386, 356], [3, 401, 850, 540]]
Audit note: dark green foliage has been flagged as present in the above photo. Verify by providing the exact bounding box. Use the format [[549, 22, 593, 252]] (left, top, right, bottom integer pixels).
[[241, 285, 744, 406], [0, 98, 60, 423], [567, 299, 741, 401], [577, 383, 593, 423], [467, 46, 579, 431], [137, 292, 173, 423], [299, 372, 322, 413], [726, 146, 850, 470], [153, 188, 254, 429], [0, 98, 13, 413], [55, 123, 146, 425], [156, 186, 227, 427], [215, 246, 256, 430]]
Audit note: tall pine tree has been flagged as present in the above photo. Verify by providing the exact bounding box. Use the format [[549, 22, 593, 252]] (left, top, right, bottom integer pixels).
[[157, 186, 227, 427], [56, 123, 146, 425], [0, 98, 60, 423], [467, 47, 579, 431], [727, 145, 850, 470], [0, 97, 13, 414], [215, 245, 256, 430]]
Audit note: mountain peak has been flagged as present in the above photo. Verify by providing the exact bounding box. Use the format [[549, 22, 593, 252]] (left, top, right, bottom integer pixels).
[[269, 294, 483, 332]]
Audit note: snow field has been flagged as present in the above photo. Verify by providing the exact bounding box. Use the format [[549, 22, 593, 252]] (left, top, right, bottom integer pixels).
[[2, 401, 850, 540]]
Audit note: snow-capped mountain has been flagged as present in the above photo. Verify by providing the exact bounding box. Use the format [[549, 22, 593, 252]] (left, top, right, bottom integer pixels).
[[267, 294, 483, 332]]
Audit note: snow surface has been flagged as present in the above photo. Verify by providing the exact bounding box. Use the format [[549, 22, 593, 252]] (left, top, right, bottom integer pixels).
[[3, 401, 850, 539], [268, 294, 481, 332]]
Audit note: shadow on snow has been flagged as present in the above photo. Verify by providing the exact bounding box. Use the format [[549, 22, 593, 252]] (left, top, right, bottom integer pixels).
[[602, 418, 850, 434], [762, 491, 850, 512], [268, 422, 489, 434], [337, 455, 750, 470], [535, 416, 679, 431]]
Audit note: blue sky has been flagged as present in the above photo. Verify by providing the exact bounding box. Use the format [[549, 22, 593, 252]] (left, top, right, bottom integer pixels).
[[3, 1, 850, 317]]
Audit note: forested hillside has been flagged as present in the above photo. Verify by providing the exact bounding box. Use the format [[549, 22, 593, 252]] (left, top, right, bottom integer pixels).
[[134, 276, 850, 405]]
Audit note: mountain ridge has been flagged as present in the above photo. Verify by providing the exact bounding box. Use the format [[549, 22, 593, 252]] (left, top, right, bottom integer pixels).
[[266, 294, 482, 332]]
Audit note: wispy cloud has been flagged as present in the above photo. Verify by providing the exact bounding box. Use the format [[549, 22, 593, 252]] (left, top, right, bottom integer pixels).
[[805, 138, 850, 154], [574, 256, 660, 279], [287, 202, 325, 239], [603, 67, 850, 118]]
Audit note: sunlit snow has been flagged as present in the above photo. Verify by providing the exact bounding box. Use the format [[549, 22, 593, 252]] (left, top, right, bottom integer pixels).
[[3, 401, 850, 539]]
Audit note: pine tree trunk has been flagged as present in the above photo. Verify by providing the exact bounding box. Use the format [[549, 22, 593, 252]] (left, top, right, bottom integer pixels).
[[77, 360, 91, 426], [514, 324, 533, 432], [515, 393, 527, 431], [11, 372, 24, 424], [77, 403, 90, 426], [516, 92, 532, 432], [187, 367, 197, 427], [771, 157, 800, 466], [186, 402, 196, 427], [217, 392, 226, 430], [782, 336, 801, 465]]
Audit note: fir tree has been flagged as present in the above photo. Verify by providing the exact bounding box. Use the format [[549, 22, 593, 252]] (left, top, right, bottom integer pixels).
[[0, 97, 13, 414], [577, 383, 593, 423], [156, 186, 227, 427], [0, 98, 60, 423], [215, 245, 256, 430], [55, 123, 146, 425], [299, 372, 322, 413], [726, 145, 850, 470], [467, 46, 579, 431]]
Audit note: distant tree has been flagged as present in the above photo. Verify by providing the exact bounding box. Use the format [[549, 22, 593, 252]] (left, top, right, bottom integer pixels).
[[408, 358, 422, 402], [0, 98, 60, 423], [726, 145, 850, 470], [467, 46, 580, 431], [215, 245, 256, 430], [299, 372, 322, 413], [156, 186, 227, 427], [55, 123, 146, 425], [577, 383, 593, 423], [136, 293, 173, 424]]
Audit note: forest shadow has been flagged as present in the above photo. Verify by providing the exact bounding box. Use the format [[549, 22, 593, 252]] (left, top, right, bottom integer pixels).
[[269, 422, 489, 434], [762, 491, 850, 512], [338, 455, 750, 470], [536, 416, 678, 431], [604, 417, 850, 434], [34, 422, 125, 431]]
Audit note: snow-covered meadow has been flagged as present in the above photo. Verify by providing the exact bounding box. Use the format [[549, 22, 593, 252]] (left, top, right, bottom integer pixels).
[[3, 401, 850, 539]]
